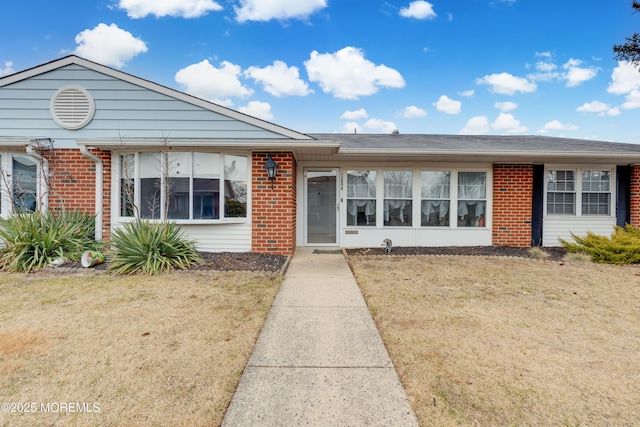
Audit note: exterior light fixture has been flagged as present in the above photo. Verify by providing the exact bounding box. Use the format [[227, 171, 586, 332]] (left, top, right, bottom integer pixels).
[[264, 153, 278, 189]]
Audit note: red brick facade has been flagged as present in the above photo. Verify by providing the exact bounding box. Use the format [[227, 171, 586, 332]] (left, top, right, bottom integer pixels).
[[631, 164, 640, 227], [44, 148, 112, 239], [492, 164, 533, 247], [251, 152, 297, 255]]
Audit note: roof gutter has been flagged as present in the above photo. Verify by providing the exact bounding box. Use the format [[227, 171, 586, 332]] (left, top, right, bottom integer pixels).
[[79, 144, 103, 241], [26, 140, 50, 212]]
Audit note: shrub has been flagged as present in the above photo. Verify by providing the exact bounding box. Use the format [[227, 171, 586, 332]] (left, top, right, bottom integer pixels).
[[0, 210, 99, 272], [108, 221, 201, 275], [561, 224, 640, 264]]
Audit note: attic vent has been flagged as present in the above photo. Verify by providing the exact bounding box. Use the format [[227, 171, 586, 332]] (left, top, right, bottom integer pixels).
[[50, 86, 95, 130]]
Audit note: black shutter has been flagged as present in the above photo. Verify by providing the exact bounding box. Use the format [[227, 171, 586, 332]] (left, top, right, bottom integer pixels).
[[616, 165, 631, 227], [531, 165, 544, 246]]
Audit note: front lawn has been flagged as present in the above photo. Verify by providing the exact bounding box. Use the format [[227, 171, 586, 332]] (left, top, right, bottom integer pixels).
[[0, 271, 281, 426], [349, 255, 640, 426]]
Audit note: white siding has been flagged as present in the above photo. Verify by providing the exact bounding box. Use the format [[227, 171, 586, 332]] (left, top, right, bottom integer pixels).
[[543, 217, 615, 247], [110, 222, 252, 253], [0, 65, 287, 141], [342, 228, 492, 248]]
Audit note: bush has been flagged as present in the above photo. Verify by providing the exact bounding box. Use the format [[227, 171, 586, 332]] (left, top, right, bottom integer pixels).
[[108, 221, 201, 275], [0, 210, 99, 272], [561, 224, 640, 264]]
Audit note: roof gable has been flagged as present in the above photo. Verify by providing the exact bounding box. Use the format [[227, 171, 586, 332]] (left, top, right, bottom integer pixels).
[[0, 55, 312, 141]]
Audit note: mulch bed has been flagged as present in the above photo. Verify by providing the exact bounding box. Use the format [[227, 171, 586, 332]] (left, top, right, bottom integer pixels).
[[61, 252, 289, 273], [56, 246, 565, 273], [346, 246, 567, 262]]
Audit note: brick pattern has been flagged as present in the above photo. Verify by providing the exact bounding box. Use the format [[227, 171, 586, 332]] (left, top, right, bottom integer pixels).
[[630, 165, 640, 227], [251, 152, 297, 255], [492, 164, 533, 247], [44, 148, 112, 240]]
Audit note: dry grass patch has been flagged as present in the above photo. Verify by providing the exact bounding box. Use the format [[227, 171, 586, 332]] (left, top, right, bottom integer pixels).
[[0, 270, 281, 427], [349, 255, 640, 426]]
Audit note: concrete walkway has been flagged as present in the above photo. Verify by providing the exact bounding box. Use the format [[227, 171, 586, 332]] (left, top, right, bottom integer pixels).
[[222, 247, 419, 427]]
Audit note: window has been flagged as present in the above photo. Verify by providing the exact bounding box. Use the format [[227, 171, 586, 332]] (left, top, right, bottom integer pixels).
[[547, 170, 575, 215], [120, 152, 247, 221], [384, 171, 412, 226], [347, 170, 376, 226], [224, 155, 248, 218], [139, 152, 162, 219], [582, 170, 610, 215], [458, 172, 486, 227], [12, 156, 38, 213], [120, 154, 135, 216], [421, 171, 450, 226], [546, 168, 613, 217]]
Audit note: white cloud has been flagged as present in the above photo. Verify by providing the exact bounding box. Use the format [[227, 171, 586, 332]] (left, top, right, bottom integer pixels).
[[305, 46, 405, 100], [607, 62, 640, 110], [174, 59, 253, 106], [342, 121, 364, 134], [447, 102, 527, 137], [562, 58, 598, 87], [528, 55, 597, 87], [433, 95, 461, 114], [476, 72, 536, 95], [238, 101, 273, 121], [608, 62, 640, 95], [494, 101, 518, 112], [491, 113, 528, 134], [73, 24, 147, 68], [235, 0, 326, 22], [538, 120, 578, 133], [399, 1, 437, 19], [399, 106, 427, 118], [576, 101, 621, 116], [460, 116, 490, 135], [622, 90, 640, 110], [364, 118, 397, 134], [341, 109, 369, 120], [459, 89, 474, 98], [244, 60, 312, 97], [117, 0, 222, 18], [0, 61, 14, 76]]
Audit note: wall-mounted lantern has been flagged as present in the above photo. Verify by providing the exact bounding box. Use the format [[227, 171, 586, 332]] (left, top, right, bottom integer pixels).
[[264, 154, 278, 189]]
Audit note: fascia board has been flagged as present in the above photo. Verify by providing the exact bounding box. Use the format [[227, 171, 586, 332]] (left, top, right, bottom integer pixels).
[[77, 139, 342, 150]]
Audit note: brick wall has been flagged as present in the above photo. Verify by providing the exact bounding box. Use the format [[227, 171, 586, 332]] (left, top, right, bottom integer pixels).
[[251, 152, 297, 255], [631, 164, 640, 226], [44, 148, 112, 239], [492, 164, 533, 247]]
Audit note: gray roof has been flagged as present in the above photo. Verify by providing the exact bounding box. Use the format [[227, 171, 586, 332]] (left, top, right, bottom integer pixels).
[[307, 133, 640, 164]]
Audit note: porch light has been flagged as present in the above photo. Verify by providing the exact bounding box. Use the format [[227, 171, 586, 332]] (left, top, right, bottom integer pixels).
[[264, 154, 278, 189]]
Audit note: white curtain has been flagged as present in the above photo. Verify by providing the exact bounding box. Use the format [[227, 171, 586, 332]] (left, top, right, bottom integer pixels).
[[347, 171, 376, 224], [421, 200, 449, 219], [458, 172, 486, 217], [384, 171, 412, 223]]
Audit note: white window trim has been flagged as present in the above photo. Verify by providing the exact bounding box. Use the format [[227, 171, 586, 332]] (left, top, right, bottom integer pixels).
[[0, 152, 48, 218], [342, 166, 492, 230], [113, 151, 250, 224], [544, 165, 616, 218]]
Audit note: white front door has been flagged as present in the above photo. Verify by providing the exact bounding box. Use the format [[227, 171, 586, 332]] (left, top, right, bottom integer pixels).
[[305, 169, 339, 245]]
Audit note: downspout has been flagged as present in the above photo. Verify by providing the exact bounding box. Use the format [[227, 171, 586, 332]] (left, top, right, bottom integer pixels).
[[79, 145, 103, 241], [26, 140, 50, 212]]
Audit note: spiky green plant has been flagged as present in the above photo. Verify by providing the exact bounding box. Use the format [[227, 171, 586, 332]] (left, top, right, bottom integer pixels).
[[108, 220, 201, 275], [561, 224, 640, 264], [0, 210, 100, 272]]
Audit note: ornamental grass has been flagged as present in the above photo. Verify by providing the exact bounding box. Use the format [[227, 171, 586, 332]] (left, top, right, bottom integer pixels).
[[0, 210, 99, 272], [108, 220, 201, 275]]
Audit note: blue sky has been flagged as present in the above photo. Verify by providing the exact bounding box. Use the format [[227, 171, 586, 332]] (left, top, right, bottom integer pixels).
[[1, 0, 639, 143]]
